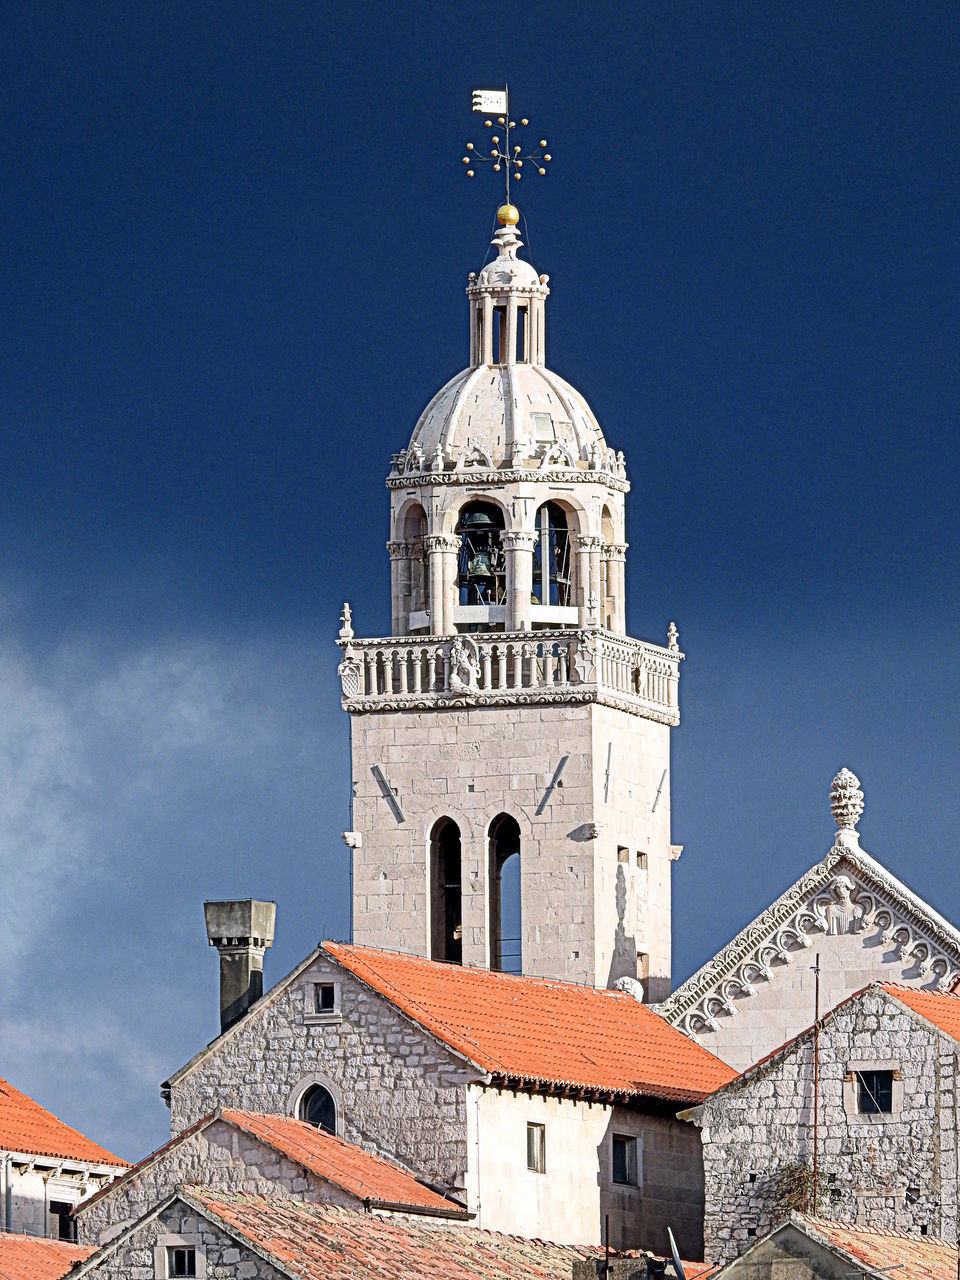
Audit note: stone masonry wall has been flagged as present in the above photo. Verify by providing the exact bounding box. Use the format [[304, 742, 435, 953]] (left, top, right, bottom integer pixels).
[[76, 1119, 354, 1246], [79, 1201, 285, 1279], [350, 700, 673, 991], [167, 952, 475, 1195], [700, 988, 960, 1264]]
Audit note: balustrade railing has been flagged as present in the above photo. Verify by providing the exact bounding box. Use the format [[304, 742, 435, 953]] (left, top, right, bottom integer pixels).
[[338, 628, 681, 721]]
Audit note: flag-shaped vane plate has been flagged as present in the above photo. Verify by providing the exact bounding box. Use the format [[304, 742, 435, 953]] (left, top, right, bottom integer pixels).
[[472, 88, 508, 113]]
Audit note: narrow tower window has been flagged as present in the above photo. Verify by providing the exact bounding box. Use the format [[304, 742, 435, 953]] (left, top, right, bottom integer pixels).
[[532, 503, 572, 607], [489, 813, 522, 973], [430, 818, 463, 964]]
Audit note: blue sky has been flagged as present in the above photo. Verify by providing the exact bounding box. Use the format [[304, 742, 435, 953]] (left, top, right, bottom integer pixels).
[[1, 2, 958, 1160]]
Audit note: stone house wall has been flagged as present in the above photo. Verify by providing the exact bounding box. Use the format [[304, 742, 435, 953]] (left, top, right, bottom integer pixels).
[[76, 1118, 353, 1247], [467, 1085, 703, 1258], [167, 952, 476, 1195], [76, 1201, 284, 1279], [699, 988, 960, 1263]]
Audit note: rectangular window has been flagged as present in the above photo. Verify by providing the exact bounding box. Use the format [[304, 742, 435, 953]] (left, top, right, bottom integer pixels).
[[612, 1134, 638, 1185], [636, 851, 648, 870], [526, 1122, 545, 1173], [531, 412, 556, 443], [617, 846, 630, 864], [314, 983, 336, 1013], [167, 1247, 197, 1278], [856, 1069, 894, 1114], [49, 1201, 76, 1242]]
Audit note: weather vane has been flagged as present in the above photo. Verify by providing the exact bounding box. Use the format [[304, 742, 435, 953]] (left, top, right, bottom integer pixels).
[[462, 86, 551, 212]]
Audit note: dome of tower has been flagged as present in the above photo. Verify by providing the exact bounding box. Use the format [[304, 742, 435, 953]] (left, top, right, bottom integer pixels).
[[408, 362, 607, 469]]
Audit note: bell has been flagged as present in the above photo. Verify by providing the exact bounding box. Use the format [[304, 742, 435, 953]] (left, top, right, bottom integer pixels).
[[458, 509, 498, 532]]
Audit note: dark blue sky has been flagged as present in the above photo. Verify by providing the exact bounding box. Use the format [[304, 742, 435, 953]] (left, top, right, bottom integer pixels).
[[1, 2, 958, 1160]]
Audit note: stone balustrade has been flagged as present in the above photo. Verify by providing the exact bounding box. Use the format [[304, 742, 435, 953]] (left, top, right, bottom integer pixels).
[[337, 628, 681, 725]]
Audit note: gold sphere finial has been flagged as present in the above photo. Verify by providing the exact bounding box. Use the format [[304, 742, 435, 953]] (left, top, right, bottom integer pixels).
[[496, 202, 520, 226]]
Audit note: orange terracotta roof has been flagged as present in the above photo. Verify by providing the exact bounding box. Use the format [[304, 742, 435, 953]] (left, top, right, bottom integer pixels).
[[0, 1232, 92, 1280], [220, 1112, 466, 1214], [323, 943, 735, 1104], [77, 1110, 465, 1220], [183, 1192, 702, 1280], [880, 983, 960, 1042], [797, 1215, 958, 1278], [0, 1076, 126, 1167]]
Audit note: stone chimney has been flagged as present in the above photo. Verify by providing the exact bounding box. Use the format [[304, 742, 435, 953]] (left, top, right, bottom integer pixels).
[[203, 899, 276, 1033]]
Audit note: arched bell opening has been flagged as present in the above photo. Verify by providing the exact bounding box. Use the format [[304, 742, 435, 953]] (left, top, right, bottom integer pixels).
[[401, 502, 427, 632], [455, 501, 506, 632], [488, 813, 521, 974], [601, 504, 616, 631], [532, 502, 573, 607], [430, 818, 462, 965]]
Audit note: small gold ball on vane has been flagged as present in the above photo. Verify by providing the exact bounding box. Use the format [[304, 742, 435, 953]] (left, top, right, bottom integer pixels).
[[521, 118, 529, 125], [514, 145, 521, 153], [493, 164, 501, 171], [467, 170, 475, 178], [497, 116, 505, 124], [515, 171, 522, 180], [484, 119, 492, 127], [466, 142, 474, 150], [538, 167, 546, 175], [543, 154, 551, 162], [496, 202, 520, 225], [516, 159, 523, 167], [491, 135, 499, 143], [540, 139, 547, 147], [462, 157, 469, 164]]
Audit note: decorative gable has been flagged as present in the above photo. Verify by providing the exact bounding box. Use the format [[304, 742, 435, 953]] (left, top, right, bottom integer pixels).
[[652, 772, 960, 1073]]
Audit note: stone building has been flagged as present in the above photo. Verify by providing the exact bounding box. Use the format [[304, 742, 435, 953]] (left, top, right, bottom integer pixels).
[[74, 1108, 467, 1246], [713, 1212, 959, 1278], [0, 1072, 126, 1240], [68, 1189, 715, 1280], [658, 770, 960, 1071], [687, 982, 960, 1263], [158, 939, 733, 1258], [337, 203, 683, 998]]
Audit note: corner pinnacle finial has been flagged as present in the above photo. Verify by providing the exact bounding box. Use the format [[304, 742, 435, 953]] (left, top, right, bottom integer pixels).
[[461, 86, 552, 215], [830, 767, 864, 834]]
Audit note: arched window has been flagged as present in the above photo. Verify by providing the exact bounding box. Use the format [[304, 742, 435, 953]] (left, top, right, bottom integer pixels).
[[402, 503, 427, 617], [601, 505, 615, 629], [456, 502, 505, 609], [430, 818, 462, 964], [532, 503, 572, 607], [299, 1083, 337, 1134], [489, 814, 521, 974]]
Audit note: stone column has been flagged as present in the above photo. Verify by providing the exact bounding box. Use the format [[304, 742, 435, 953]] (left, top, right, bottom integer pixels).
[[482, 295, 493, 365], [505, 296, 518, 365], [423, 535, 448, 636], [439, 534, 460, 634], [605, 542, 628, 633], [387, 540, 406, 635], [502, 530, 538, 631], [575, 535, 603, 628]]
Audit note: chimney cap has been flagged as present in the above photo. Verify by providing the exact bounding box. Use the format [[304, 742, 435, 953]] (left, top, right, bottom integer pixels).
[[204, 899, 276, 948]]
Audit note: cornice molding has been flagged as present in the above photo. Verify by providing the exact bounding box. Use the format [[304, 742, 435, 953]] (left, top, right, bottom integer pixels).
[[387, 467, 630, 495], [656, 844, 960, 1040]]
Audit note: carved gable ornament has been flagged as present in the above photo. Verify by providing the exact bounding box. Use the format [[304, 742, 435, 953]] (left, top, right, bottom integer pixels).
[[653, 770, 960, 1043]]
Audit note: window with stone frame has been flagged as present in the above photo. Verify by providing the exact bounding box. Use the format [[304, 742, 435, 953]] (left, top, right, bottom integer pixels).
[[855, 1068, 894, 1115], [49, 1200, 76, 1242], [526, 1121, 545, 1173], [166, 1246, 196, 1277], [612, 1134, 638, 1186]]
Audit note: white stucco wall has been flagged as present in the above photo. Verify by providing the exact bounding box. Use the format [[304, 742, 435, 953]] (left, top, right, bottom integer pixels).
[[466, 1085, 703, 1259], [1, 1158, 118, 1239]]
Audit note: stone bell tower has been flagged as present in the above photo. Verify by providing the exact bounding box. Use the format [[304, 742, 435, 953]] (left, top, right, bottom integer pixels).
[[337, 203, 682, 998]]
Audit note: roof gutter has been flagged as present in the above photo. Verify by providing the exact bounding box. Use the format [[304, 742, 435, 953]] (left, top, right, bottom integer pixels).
[[364, 1197, 473, 1220]]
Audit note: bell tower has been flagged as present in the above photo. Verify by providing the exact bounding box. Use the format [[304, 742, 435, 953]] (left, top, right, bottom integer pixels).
[[337, 200, 682, 998]]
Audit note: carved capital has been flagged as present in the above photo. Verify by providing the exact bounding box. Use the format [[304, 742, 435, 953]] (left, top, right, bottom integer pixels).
[[575, 534, 604, 552], [386, 540, 408, 561], [501, 530, 538, 552], [602, 542, 628, 562], [423, 533, 459, 554]]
